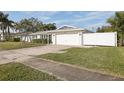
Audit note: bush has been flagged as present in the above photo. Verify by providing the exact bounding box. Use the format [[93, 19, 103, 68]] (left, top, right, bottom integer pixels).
[[13, 38, 20, 42], [32, 39, 47, 44]]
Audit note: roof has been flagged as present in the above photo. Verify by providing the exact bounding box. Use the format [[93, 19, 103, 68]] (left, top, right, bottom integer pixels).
[[30, 28, 89, 35], [57, 25, 78, 30], [29, 25, 90, 35], [15, 26, 93, 36]]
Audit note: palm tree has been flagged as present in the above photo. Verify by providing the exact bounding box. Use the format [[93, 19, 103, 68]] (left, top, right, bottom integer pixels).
[[5, 20, 14, 40], [0, 12, 14, 41], [0, 12, 6, 40]]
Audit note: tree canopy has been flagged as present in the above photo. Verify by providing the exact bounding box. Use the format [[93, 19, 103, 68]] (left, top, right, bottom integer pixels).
[[15, 17, 57, 33], [97, 26, 115, 32]]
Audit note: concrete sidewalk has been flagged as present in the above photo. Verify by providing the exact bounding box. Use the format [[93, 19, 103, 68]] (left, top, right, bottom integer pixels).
[[21, 58, 124, 81]]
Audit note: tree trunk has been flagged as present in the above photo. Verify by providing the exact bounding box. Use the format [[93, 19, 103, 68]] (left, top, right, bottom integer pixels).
[[2, 29, 5, 41], [8, 26, 10, 40], [122, 32, 124, 46]]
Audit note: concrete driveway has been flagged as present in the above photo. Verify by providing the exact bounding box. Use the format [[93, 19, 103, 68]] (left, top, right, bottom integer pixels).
[[0, 45, 71, 64]]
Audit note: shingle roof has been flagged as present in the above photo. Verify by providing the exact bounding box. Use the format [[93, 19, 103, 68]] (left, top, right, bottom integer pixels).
[[57, 25, 78, 30]]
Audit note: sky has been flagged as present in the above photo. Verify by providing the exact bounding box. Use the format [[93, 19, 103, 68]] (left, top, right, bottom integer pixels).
[[5, 11, 115, 32]]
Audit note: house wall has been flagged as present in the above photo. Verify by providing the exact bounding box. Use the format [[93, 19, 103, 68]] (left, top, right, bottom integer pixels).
[[20, 35, 32, 42], [0, 33, 3, 40], [52, 34, 56, 44], [20, 34, 51, 43], [16, 31, 117, 47], [83, 32, 117, 46], [37, 35, 41, 39]]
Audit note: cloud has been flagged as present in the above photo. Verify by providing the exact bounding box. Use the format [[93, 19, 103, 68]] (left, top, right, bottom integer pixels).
[[23, 11, 59, 21], [49, 11, 115, 28], [73, 11, 115, 22], [23, 11, 58, 16]]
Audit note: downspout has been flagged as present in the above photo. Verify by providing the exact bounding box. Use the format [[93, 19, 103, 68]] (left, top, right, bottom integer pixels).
[[55, 33, 57, 45], [81, 32, 83, 46]]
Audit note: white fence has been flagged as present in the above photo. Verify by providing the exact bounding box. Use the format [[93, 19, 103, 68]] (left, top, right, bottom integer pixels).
[[83, 32, 117, 46]]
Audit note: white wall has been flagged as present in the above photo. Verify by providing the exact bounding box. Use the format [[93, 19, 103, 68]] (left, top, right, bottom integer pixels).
[[83, 32, 117, 46], [37, 35, 41, 39], [21, 36, 31, 42], [52, 34, 56, 44], [0, 33, 3, 40]]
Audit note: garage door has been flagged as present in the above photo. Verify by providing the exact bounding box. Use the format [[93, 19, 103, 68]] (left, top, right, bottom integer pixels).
[[83, 32, 117, 46], [56, 33, 81, 45]]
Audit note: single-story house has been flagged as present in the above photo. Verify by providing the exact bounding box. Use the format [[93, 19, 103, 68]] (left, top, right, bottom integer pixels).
[[0, 25, 117, 46], [17, 25, 92, 46], [16, 25, 117, 46]]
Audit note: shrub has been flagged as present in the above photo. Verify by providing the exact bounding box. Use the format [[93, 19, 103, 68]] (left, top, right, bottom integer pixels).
[[32, 39, 47, 44], [13, 38, 20, 42]]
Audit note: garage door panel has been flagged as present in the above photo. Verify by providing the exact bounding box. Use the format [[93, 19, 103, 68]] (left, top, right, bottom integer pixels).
[[56, 34, 81, 45]]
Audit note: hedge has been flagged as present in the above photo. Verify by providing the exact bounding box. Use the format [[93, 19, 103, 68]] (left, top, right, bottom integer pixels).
[[13, 38, 21, 42], [32, 39, 47, 44]]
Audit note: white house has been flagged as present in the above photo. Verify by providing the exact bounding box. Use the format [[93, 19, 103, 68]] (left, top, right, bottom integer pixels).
[[17, 26, 90, 45], [17, 25, 117, 46]]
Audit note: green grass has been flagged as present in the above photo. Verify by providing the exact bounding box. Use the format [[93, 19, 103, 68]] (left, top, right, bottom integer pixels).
[[0, 42, 44, 50], [40, 47, 124, 77], [0, 63, 59, 81]]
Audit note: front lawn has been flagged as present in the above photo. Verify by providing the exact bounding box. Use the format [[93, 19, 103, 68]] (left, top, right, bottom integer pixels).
[[40, 47, 124, 78], [0, 42, 44, 50], [0, 63, 59, 81]]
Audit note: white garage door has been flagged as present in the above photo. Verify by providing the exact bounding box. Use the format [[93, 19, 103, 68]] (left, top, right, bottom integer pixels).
[[83, 32, 117, 46], [56, 33, 81, 45]]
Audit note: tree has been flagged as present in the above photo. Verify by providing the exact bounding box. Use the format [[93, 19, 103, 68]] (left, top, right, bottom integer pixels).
[[0, 11, 14, 41], [0, 12, 6, 39], [15, 17, 41, 33], [15, 17, 57, 42], [97, 26, 115, 32], [43, 23, 57, 31], [107, 12, 124, 46], [16, 17, 57, 33]]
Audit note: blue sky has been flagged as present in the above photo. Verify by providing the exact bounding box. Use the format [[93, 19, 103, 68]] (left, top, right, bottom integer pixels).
[[6, 11, 115, 31]]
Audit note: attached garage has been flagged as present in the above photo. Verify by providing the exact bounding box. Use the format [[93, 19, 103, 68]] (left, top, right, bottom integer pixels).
[[51, 27, 90, 46]]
